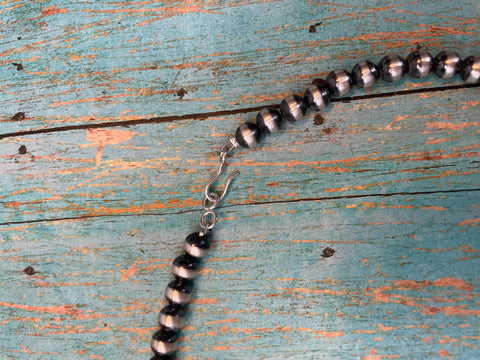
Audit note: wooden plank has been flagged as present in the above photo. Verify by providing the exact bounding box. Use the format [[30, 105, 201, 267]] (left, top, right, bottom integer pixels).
[[0, 87, 478, 224], [1, 0, 479, 359], [1, 85, 479, 358], [0, 0, 479, 134], [1, 194, 478, 358]]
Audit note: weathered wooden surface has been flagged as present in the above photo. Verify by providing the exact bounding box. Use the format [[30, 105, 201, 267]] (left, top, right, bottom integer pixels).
[[1, 1, 479, 359]]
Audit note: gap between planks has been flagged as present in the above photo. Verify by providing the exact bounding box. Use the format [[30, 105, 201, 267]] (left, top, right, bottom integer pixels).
[[1, 188, 478, 228], [0, 83, 478, 140]]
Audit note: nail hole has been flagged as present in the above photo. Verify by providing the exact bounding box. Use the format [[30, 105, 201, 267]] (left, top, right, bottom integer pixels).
[[176, 88, 187, 99], [12, 62, 24, 71], [23, 266, 36, 275], [18, 145, 27, 154], [322, 247, 336, 258], [313, 114, 325, 125], [309, 22, 322, 33], [12, 112, 26, 121]]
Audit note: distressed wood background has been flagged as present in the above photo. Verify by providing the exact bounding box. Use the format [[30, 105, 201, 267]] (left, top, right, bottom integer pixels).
[[1, 1, 479, 359]]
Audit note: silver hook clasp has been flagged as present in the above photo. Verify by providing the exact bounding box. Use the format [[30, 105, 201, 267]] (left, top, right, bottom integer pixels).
[[203, 159, 239, 205], [200, 138, 239, 234], [203, 169, 240, 206]]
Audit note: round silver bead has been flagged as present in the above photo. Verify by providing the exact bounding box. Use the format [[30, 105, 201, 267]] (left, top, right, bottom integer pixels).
[[235, 122, 262, 149], [279, 94, 306, 122], [432, 50, 462, 79], [165, 278, 192, 306], [184, 232, 210, 259], [326, 69, 352, 96], [351, 60, 380, 88], [304, 84, 330, 111], [165, 287, 191, 306], [172, 254, 198, 280], [158, 305, 185, 331], [256, 108, 282, 134], [151, 328, 178, 356], [460, 55, 480, 84], [379, 54, 406, 82], [406, 50, 433, 78]]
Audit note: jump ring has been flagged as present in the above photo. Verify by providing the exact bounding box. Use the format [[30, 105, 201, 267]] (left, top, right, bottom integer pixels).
[[200, 210, 218, 231], [202, 192, 219, 210]]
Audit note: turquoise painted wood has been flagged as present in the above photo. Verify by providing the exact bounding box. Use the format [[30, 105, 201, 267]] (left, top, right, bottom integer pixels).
[[0, 1, 479, 359], [0, 0, 479, 133]]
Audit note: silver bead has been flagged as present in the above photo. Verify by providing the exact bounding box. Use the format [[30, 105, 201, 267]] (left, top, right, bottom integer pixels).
[[256, 108, 282, 134], [151, 328, 178, 356], [433, 50, 461, 79], [165, 278, 192, 306], [172, 254, 198, 280], [304, 84, 331, 111], [406, 50, 433, 78], [158, 305, 185, 331], [460, 55, 480, 84], [184, 232, 210, 259], [379, 54, 406, 82], [235, 122, 263, 149], [326, 69, 352, 96], [280, 94, 306, 122], [351, 60, 380, 88]]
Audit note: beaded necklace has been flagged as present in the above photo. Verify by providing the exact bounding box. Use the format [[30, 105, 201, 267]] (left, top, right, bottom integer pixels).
[[149, 50, 480, 359]]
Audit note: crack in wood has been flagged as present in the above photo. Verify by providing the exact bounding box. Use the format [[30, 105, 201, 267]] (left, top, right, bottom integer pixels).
[[1, 188, 478, 227], [0, 84, 478, 140]]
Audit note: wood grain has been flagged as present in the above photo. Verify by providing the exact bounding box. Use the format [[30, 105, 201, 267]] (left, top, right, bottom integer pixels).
[[1, 88, 478, 224], [1, 0, 479, 133], [0, 0, 479, 359]]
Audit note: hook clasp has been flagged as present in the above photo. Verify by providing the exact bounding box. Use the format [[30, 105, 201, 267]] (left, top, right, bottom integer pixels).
[[200, 138, 239, 234]]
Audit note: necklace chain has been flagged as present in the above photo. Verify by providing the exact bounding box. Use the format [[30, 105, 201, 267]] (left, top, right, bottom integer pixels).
[[150, 49, 480, 359]]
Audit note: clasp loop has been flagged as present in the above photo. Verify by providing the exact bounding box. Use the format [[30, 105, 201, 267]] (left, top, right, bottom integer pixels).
[[200, 138, 239, 234]]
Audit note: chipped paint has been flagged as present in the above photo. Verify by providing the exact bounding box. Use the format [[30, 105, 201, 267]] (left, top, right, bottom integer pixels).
[[0, 1, 478, 359]]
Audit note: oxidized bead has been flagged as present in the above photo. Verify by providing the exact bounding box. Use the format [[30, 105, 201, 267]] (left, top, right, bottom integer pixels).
[[172, 253, 198, 280], [351, 60, 380, 88], [151, 327, 178, 356], [158, 304, 185, 331], [432, 50, 461, 79], [256, 108, 282, 134], [279, 94, 306, 122], [235, 122, 263, 149], [406, 50, 433, 78], [304, 84, 330, 111], [379, 54, 406, 82], [326, 69, 352, 96], [184, 232, 210, 259], [460, 55, 480, 84], [165, 277, 193, 306]]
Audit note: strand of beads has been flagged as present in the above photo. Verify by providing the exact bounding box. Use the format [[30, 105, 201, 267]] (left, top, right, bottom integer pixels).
[[234, 50, 479, 149], [150, 50, 479, 359], [150, 232, 211, 359]]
